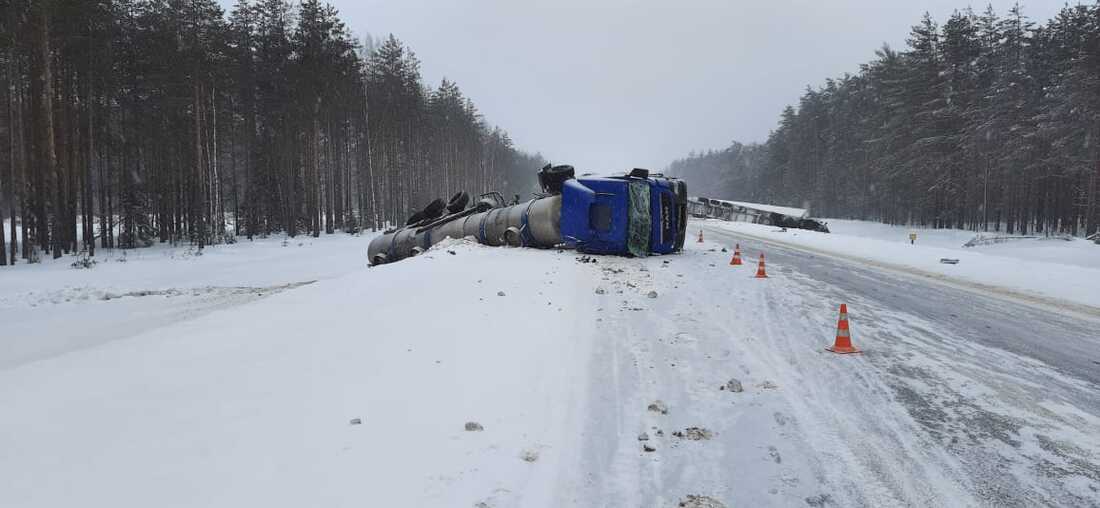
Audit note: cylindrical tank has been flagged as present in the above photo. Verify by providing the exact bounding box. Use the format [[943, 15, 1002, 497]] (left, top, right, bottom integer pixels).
[[368, 195, 563, 265]]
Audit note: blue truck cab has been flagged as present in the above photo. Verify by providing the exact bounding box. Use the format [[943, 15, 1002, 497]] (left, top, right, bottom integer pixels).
[[559, 170, 687, 256]]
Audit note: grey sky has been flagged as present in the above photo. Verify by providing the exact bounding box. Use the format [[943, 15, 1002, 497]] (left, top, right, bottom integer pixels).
[[223, 1, 1065, 172]]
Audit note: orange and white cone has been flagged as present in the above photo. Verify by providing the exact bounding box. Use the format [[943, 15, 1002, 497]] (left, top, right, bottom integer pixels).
[[754, 253, 768, 278], [729, 244, 743, 265], [826, 304, 861, 354], [697, 230, 704, 243]]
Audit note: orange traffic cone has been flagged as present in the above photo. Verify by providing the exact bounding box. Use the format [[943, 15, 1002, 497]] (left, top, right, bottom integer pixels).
[[754, 253, 768, 278], [729, 244, 743, 265], [826, 304, 861, 354], [697, 230, 704, 243]]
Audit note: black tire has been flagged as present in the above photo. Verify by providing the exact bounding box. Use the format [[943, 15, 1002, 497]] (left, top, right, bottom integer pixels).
[[422, 198, 446, 220], [405, 210, 425, 226], [447, 191, 470, 214], [538, 164, 575, 194]]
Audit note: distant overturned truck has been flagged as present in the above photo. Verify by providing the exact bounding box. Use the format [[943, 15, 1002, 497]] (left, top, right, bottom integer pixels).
[[687, 196, 829, 233], [367, 165, 688, 265]]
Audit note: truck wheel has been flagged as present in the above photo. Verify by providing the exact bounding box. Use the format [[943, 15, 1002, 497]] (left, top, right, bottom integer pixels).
[[423, 198, 446, 220], [447, 192, 470, 214], [538, 164, 575, 194], [405, 210, 425, 226]]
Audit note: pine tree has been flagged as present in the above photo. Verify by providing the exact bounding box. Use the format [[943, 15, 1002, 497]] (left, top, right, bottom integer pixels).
[[0, 0, 544, 269]]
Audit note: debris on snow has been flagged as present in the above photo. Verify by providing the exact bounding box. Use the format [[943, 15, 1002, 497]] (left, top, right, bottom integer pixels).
[[768, 445, 782, 464], [720, 378, 743, 392], [520, 449, 539, 462], [758, 380, 779, 390], [496, 291, 506, 297], [643, 443, 657, 453], [595, 287, 606, 295], [349, 418, 361, 425], [464, 422, 484, 432], [70, 255, 97, 270], [940, 258, 960, 264], [647, 290, 659, 299], [678, 494, 727, 508], [672, 427, 713, 441], [647, 400, 669, 415], [805, 493, 835, 507], [637, 432, 650, 441]]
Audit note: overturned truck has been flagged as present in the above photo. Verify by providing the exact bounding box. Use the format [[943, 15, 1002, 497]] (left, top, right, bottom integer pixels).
[[368, 165, 688, 265]]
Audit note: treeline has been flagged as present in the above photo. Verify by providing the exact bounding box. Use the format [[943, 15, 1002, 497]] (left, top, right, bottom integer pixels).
[[670, 4, 1100, 236], [0, 0, 543, 266]]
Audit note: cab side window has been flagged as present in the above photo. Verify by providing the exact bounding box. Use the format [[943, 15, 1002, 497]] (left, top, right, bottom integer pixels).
[[590, 203, 612, 232]]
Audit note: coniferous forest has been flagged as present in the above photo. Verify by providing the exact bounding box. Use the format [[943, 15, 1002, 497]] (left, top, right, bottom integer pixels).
[[670, 4, 1100, 236], [0, 0, 544, 266]]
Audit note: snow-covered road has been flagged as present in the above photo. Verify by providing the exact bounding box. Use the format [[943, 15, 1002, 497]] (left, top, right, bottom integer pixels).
[[627, 224, 1100, 506], [567, 225, 1099, 506]]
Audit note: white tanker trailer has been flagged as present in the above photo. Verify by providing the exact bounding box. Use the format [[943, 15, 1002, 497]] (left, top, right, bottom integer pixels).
[[368, 165, 688, 265]]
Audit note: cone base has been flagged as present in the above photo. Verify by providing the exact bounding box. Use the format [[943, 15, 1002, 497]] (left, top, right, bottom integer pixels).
[[754, 273, 768, 278], [730, 260, 742, 265], [825, 345, 861, 354]]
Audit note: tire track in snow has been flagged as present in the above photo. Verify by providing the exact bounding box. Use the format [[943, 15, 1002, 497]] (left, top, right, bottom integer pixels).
[[752, 268, 979, 507], [704, 227, 1100, 506]]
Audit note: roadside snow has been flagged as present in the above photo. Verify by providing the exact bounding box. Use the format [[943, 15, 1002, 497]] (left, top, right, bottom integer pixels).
[[0, 238, 598, 508], [825, 219, 1100, 270], [0, 233, 377, 369], [702, 219, 1100, 311]]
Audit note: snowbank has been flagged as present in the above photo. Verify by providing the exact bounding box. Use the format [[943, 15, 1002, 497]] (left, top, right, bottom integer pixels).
[[825, 219, 1100, 270], [702, 219, 1100, 311]]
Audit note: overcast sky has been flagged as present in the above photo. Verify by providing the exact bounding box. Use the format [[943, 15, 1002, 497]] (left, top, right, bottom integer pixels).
[[223, 0, 1066, 172]]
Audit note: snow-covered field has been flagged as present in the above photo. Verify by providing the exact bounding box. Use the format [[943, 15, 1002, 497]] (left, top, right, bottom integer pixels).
[[0, 232, 377, 369], [1, 235, 601, 507], [2, 224, 1099, 507], [702, 218, 1100, 313]]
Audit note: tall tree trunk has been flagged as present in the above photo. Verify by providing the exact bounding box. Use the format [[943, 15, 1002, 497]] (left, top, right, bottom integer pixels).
[[30, 3, 58, 259], [1087, 157, 1099, 236], [193, 82, 205, 249]]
